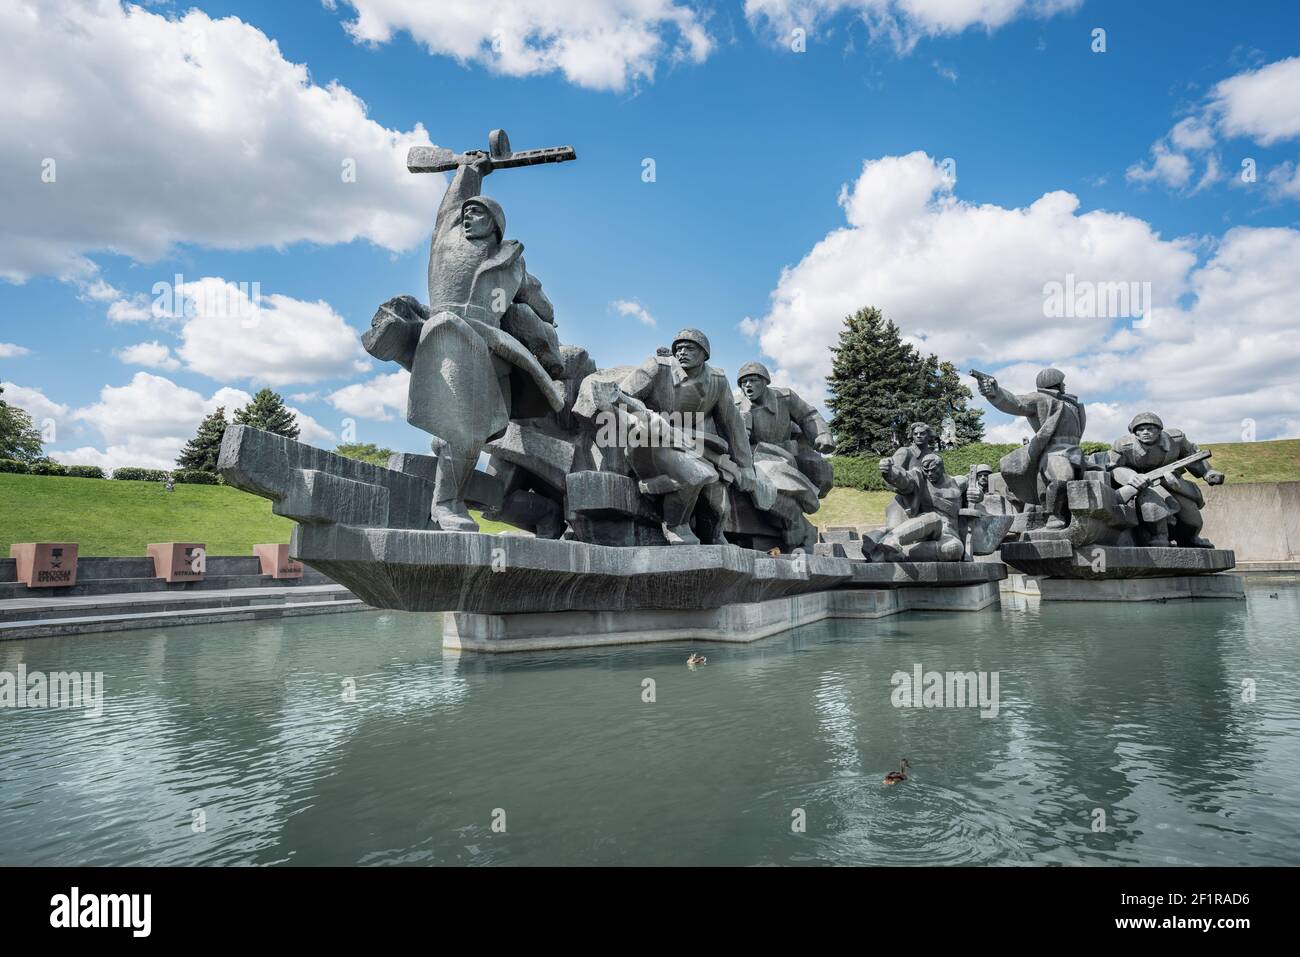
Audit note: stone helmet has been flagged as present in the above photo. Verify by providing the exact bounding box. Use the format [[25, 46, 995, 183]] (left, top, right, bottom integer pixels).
[[736, 361, 771, 385], [462, 196, 506, 240], [1128, 411, 1164, 433], [972, 463, 992, 476], [1036, 367, 1066, 391], [672, 327, 711, 359]]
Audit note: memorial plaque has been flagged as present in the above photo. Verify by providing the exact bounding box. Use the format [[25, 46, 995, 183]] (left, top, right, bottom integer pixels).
[[9, 542, 78, 588], [253, 543, 303, 579], [147, 542, 206, 583]]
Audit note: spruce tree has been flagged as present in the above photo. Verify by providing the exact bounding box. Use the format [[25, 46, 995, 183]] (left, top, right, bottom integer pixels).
[[176, 406, 229, 472], [233, 388, 300, 439], [825, 307, 921, 456], [825, 307, 985, 455]]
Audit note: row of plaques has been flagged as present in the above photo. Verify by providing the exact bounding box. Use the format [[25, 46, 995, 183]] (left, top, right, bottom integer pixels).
[[7, 542, 304, 589]]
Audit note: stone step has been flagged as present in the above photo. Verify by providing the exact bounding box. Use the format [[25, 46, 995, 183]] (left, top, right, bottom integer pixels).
[[0, 596, 371, 641], [0, 584, 355, 623]]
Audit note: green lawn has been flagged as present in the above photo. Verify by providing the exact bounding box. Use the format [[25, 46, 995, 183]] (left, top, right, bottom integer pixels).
[[2, 438, 1295, 553], [0, 474, 509, 556]]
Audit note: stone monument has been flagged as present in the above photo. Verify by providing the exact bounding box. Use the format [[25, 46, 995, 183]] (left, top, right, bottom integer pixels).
[[217, 128, 1011, 650], [970, 369, 1241, 600]]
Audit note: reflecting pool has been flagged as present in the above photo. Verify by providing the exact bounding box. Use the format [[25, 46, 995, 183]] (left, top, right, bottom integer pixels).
[[2, 579, 1298, 865]]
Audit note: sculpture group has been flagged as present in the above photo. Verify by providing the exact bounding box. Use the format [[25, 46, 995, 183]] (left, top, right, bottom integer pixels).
[[217, 128, 1237, 632]]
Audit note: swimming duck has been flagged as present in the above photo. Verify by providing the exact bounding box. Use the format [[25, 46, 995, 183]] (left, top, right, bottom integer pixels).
[[884, 758, 910, 785], [687, 653, 707, 667]]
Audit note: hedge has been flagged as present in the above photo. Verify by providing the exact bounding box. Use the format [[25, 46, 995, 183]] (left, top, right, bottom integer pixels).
[[830, 441, 1112, 492], [112, 467, 172, 482], [172, 469, 219, 485], [28, 460, 67, 476], [0, 458, 29, 474], [65, 465, 106, 478]]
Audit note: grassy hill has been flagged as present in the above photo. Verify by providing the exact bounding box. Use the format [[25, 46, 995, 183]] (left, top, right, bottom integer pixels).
[[1, 439, 1295, 553], [0, 474, 509, 557]]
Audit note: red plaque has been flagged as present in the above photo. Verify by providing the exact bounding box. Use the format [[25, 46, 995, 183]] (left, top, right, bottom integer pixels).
[[9, 543, 78, 588], [147, 542, 206, 583], [253, 543, 303, 579]]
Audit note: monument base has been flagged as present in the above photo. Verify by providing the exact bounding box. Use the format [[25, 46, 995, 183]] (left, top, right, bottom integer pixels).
[[1001, 572, 1245, 601], [443, 581, 1001, 652]]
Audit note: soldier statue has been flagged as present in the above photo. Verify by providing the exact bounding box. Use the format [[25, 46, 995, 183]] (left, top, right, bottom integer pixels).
[[974, 368, 1085, 529], [598, 328, 756, 545], [876, 452, 968, 561], [364, 148, 567, 531], [1107, 412, 1225, 547], [734, 361, 835, 550]]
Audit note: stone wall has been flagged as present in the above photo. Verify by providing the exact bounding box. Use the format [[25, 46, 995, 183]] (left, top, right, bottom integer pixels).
[[1200, 482, 1300, 561]]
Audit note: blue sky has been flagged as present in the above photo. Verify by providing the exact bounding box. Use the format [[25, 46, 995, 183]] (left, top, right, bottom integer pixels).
[[2, 0, 1299, 470]]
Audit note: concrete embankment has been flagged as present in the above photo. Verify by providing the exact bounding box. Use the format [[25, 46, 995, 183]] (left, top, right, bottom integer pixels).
[[1201, 482, 1300, 567]]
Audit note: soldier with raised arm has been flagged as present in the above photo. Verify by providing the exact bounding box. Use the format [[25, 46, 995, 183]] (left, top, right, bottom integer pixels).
[[974, 368, 1086, 529], [876, 452, 968, 561], [364, 133, 572, 532]]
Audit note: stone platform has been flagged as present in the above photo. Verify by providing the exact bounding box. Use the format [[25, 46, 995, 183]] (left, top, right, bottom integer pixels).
[[999, 541, 1236, 579], [291, 524, 1006, 616], [1001, 573, 1245, 601], [444, 581, 1001, 652]]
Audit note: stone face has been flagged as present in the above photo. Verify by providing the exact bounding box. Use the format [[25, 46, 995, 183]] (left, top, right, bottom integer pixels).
[[999, 541, 1235, 579]]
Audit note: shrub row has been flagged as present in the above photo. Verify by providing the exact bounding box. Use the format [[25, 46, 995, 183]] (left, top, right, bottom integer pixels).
[[830, 441, 1110, 492], [0, 462, 224, 482], [0, 460, 106, 478], [110, 467, 172, 482], [172, 469, 219, 485]]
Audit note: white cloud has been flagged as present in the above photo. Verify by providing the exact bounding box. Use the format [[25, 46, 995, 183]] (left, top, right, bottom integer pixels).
[[1, 381, 70, 424], [336, 0, 713, 92], [49, 373, 285, 471], [744, 0, 1081, 52], [0, 342, 31, 358], [106, 295, 153, 323], [287, 407, 336, 446], [0, 0, 440, 282], [167, 278, 368, 386], [1127, 56, 1300, 196], [749, 151, 1300, 443], [115, 341, 180, 371], [327, 370, 410, 421], [611, 298, 658, 327]]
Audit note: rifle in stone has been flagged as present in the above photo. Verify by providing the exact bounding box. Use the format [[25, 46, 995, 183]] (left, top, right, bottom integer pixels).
[[1115, 449, 1212, 503], [407, 128, 576, 174]]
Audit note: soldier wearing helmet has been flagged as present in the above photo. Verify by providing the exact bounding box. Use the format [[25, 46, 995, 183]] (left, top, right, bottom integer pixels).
[[598, 328, 756, 545], [1108, 411, 1225, 547], [732, 360, 836, 550], [364, 149, 567, 533], [975, 367, 1086, 529]]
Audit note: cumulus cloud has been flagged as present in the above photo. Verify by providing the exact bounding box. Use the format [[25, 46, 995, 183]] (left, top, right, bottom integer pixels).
[[1127, 56, 1300, 194], [335, 0, 713, 92], [611, 299, 658, 327], [1, 381, 70, 425], [744, 0, 1081, 52], [115, 341, 180, 371], [748, 151, 1300, 442], [0, 0, 440, 282], [168, 278, 369, 386], [0, 342, 31, 358], [327, 370, 410, 421]]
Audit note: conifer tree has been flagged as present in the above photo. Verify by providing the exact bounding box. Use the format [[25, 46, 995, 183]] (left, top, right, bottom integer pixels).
[[176, 406, 229, 472], [233, 388, 300, 439]]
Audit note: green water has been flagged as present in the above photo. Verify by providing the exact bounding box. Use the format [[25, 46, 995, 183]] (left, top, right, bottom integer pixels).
[[2, 580, 1298, 866]]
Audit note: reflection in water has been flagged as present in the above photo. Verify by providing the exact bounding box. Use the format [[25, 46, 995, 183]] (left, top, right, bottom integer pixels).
[[1, 581, 1297, 865]]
